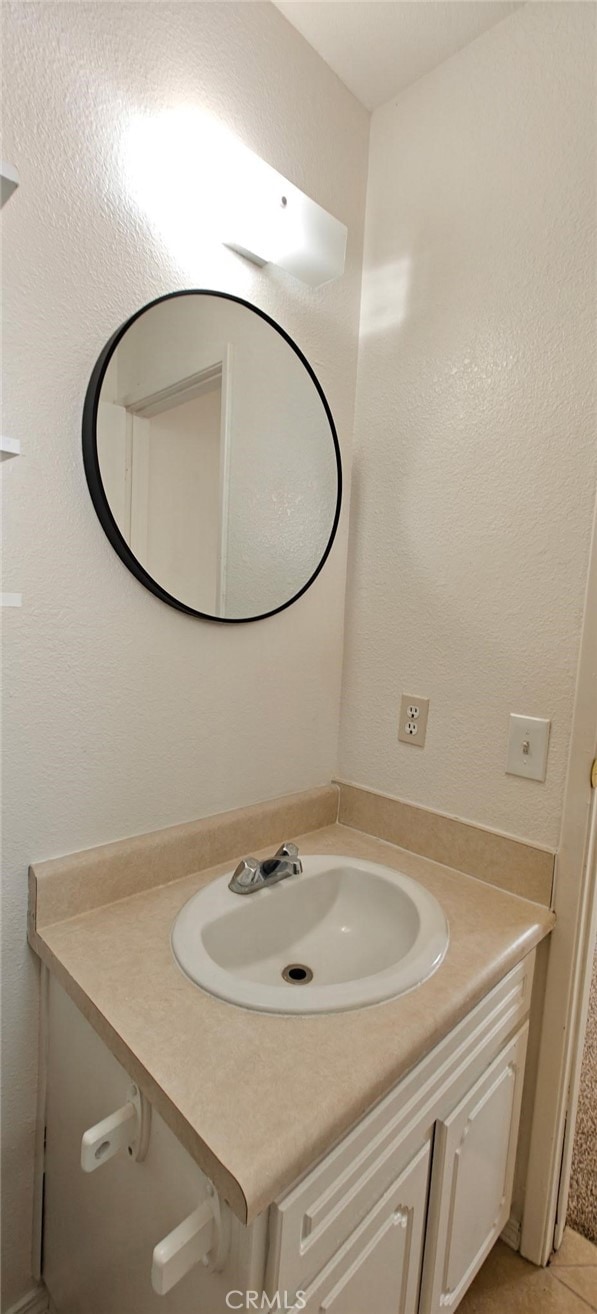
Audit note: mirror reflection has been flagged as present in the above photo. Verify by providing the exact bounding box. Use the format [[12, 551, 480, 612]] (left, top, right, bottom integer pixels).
[[89, 292, 340, 620]]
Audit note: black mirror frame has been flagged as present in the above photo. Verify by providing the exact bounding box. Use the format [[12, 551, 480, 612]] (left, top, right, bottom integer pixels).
[[82, 289, 342, 624]]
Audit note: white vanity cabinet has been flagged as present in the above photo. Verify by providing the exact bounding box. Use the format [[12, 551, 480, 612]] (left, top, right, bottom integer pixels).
[[41, 952, 534, 1314]]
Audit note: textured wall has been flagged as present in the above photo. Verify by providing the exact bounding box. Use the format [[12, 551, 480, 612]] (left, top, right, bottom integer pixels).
[[1, 4, 368, 1306], [340, 1, 596, 849]]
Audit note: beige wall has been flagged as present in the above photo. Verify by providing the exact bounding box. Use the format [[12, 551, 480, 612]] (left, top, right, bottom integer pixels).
[[340, 1, 597, 850], [0, 3, 368, 1306]]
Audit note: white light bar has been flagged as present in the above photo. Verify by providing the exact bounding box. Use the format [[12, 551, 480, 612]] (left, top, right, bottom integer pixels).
[[223, 155, 347, 287]]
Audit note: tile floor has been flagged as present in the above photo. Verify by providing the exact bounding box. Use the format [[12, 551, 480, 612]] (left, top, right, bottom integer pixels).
[[458, 1229, 597, 1313]]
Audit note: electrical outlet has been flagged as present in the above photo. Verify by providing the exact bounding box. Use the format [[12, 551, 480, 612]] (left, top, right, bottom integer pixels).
[[398, 695, 429, 747]]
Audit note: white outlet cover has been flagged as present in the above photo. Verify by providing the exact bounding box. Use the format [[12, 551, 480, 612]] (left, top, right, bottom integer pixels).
[[398, 695, 429, 747], [506, 714, 551, 782]]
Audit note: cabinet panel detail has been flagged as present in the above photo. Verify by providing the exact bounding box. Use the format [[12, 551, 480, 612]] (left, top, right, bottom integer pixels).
[[292, 1139, 431, 1314], [420, 1025, 529, 1314]]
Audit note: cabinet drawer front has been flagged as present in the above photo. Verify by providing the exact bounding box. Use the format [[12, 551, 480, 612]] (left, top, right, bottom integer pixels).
[[420, 1024, 529, 1314], [268, 956, 534, 1297], [289, 1139, 431, 1314]]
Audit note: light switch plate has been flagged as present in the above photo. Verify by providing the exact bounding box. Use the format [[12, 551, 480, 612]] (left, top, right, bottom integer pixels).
[[506, 714, 551, 782], [398, 695, 429, 747]]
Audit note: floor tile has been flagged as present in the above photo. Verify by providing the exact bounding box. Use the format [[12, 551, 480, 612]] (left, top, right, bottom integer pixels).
[[552, 1230, 597, 1268], [458, 1241, 594, 1313], [552, 1267, 597, 1310]]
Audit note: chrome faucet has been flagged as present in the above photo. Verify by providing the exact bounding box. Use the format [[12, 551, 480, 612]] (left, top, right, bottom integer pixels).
[[228, 842, 303, 895]]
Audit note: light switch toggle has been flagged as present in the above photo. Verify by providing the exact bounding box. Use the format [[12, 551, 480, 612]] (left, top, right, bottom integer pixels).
[[506, 715, 551, 782]]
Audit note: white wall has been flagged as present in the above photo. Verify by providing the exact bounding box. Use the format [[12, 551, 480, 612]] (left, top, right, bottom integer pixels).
[[340, 1, 597, 850], [0, 3, 368, 1306]]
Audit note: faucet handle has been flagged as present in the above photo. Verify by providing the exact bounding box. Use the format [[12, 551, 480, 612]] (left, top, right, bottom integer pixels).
[[272, 842, 302, 876], [230, 857, 260, 890], [274, 842, 300, 860]]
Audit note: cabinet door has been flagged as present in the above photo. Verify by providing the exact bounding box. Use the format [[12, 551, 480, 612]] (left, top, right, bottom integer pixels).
[[420, 1025, 529, 1314], [291, 1139, 431, 1314]]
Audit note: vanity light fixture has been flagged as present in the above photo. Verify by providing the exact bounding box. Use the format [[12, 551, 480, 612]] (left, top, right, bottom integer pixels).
[[222, 152, 347, 287], [123, 107, 346, 285]]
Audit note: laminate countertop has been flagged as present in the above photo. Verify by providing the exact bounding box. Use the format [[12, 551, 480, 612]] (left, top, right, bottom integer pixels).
[[29, 817, 554, 1224]]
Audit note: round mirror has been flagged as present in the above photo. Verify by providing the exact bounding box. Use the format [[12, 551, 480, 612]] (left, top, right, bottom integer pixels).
[[82, 291, 341, 622]]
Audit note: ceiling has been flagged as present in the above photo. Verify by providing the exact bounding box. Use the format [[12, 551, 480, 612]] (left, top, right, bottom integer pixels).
[[272, 1, 522, 110]]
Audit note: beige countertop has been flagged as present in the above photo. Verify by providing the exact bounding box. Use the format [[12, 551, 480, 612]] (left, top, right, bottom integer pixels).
[[29, 819, 554, 1225]]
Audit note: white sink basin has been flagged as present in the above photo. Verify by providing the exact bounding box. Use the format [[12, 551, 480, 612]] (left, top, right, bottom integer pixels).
[[172, 856, 449, 1013]]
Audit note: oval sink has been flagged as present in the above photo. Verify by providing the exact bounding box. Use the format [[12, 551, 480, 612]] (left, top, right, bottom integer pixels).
[[172, 856, 449, 1013]]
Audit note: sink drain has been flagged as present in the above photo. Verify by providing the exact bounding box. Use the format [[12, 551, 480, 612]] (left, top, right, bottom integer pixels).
[[282, 963, 313, 985]]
